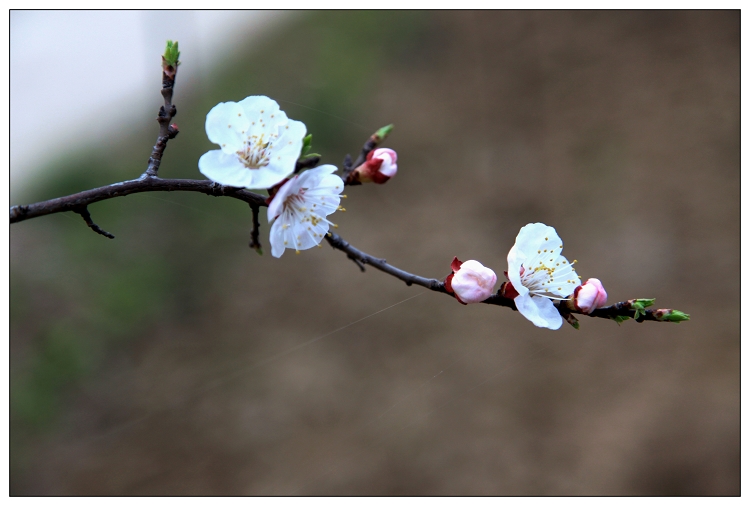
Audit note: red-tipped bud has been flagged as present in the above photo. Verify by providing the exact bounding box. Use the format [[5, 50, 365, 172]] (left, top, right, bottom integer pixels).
[[352, 148, 398, 184]]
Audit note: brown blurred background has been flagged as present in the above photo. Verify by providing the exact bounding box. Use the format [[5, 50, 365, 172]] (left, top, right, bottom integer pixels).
[[10, 11, 739, 495]]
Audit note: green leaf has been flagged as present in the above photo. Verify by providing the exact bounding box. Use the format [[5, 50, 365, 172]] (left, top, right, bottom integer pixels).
[[631, 298, 656, 319], [634, 298, 656, 308], [611, 315, 631, 325]]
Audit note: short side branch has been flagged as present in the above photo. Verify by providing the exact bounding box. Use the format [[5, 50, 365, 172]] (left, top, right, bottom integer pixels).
[[249, 204, 262, 254], [73, 206, 115, 239], [326, 232, 446, 291], [144, 53, 179, 178]]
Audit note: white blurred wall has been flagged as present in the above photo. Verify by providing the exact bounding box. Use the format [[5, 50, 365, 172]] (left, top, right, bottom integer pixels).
[[10, 10, 293, 196]]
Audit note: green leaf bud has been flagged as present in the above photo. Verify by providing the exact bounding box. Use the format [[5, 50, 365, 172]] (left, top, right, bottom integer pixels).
[[654, 309, 690, 323], [163, 40, 180, 68], [300, 134, 313, 157], [373, 124, 394, 143]]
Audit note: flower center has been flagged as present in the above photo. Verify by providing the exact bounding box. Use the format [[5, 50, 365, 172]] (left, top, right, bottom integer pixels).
[[519, 259, 576, 299], [281, 188, 328, 229], [521, 265, 554, 294], [236, 134, 272, 170]]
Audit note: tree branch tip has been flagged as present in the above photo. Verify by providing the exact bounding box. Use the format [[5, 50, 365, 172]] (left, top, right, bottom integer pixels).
[[73, 207, 115, 239]]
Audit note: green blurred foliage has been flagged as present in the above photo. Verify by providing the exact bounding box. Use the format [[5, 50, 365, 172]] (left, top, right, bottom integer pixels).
[[10, 9, 428, 472]]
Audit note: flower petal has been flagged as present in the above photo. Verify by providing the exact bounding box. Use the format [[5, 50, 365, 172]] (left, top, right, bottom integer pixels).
[[305, 175, 342, 212], [513, 223, 550, 260], [199, 150, 254, 187], [269, 219, 286, 258], [507, 244, 528, 297], [545, 256, 581, 297], [205, 101, 250, 154], [515, 294, 563, 330], [238, 95, 282, 115], [267, 176, 296, 223], [268, 119, 307, 168], [238, 95, 283, 137], [244, 169, 291, 191], [300, 167, 343, 217], [373, 148, 398, 177]]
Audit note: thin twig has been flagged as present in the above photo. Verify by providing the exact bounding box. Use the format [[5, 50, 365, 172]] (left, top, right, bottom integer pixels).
[[294, 155, 321, 174], [73, 206, 115, 239], [249, 204, 262, 254], [144, 53, 179, 178], [326, 232, 449, 291], [343, 154, 353, 172]]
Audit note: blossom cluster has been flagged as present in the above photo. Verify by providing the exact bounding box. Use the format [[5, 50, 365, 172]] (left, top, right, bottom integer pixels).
[[199, 96, 398, 258], [444, 223, 608, 330], [199, 96, 606, 328]]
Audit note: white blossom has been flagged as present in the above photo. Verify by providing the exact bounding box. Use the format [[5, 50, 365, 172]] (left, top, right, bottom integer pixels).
[[198, 96, 306, 190], [267, 165, 344, 258], [506, 223, 581, 329]]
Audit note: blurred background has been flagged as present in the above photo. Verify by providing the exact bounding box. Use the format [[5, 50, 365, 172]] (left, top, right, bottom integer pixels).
[[10, 11, 739, 495]]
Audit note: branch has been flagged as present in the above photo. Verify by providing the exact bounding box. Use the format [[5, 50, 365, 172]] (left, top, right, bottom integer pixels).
[[325, 232, 446, 291], [325, 231, 685, 324], [7, 41, 685, 329], [11, 177, 686, 325], [9, 177, 266, 224]]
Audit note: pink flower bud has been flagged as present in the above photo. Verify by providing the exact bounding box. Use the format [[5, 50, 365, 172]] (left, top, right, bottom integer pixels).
[[445, 257, 497, 304], [353, 148, 398, 184], [573, 278, 608, 314]]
